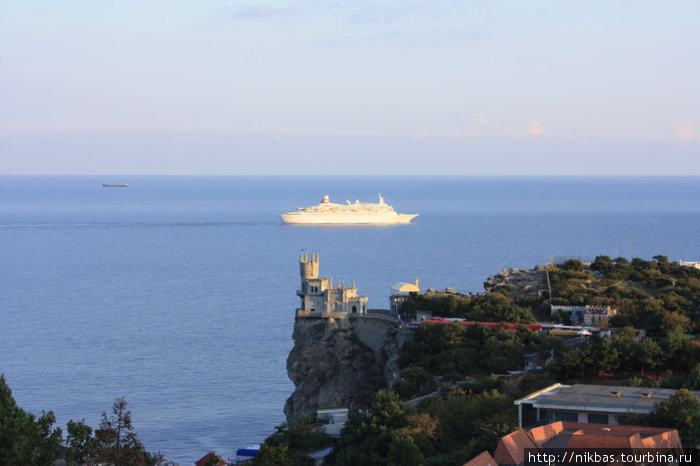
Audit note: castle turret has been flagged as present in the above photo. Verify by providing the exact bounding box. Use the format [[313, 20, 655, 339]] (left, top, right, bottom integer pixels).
[[300, 251, 319, 284], [296, 251, 368, 316]]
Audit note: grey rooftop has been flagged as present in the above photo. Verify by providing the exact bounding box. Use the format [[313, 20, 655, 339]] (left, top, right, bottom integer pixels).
[[515, 383, 700, 414]]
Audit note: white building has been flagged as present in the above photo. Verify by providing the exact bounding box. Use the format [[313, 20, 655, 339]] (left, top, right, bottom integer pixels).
[[514, 383, 700, 428]]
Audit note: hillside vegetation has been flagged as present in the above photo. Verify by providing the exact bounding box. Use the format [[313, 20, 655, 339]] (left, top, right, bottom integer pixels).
[[261, 256, 700, 466]]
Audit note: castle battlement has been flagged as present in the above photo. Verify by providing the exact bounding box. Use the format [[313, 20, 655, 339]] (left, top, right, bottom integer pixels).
[[296, 251, 368, 316]]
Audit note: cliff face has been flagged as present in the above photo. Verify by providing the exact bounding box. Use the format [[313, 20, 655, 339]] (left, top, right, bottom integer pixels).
[[284, 315, 404, 421]]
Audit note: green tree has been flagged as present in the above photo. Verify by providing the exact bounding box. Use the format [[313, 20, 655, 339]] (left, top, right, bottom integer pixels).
[[560, 259, 584, 272], [611, 326, 639, 371], [424, 389, 516, 456], [256, 416, 331, 465], [551, 309, 572, 325], [252, 444, 293, 466], [0, 374, 63, 465], [66, 419, 97, 465], [591, 255, 613, 273], [660, 312, 691, 335], [95, 397, 161, 466], [329, 391, 410, 466], [393, 413, 439, 453], [388, 435, 423, 466], [625, 389, 700, 449], [584, 337, 619, 374], [638, 338, 663, 376], [654, 389, 700, 447]]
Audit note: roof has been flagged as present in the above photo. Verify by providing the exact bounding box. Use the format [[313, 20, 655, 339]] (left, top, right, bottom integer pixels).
[[550, 422, 682, 450], [528, 421, 566, 445], [464, 450, 498, 466], [515, 383, 700, 414], [309, 446, 333, 459], [235, 446, 260, 458], [486, 421, 681, 465], [195, 452, 227, 466], [493, 429, 539, 465], [392, 282, 420, 293]]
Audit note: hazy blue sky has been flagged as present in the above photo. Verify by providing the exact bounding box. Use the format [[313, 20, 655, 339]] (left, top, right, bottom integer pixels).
[[1, 1, 698, 175]]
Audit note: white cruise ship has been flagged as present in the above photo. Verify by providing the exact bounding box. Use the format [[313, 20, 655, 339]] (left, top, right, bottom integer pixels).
[[280, 194, 418, 225]]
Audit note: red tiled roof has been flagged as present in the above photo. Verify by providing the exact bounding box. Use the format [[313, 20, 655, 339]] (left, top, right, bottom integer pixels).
[[464, 450, 498, 466], [485, 422, 681, 466], [567, 432, 640, 449], [559, 422, 682, 449], [640, 430, 683, 449], [195, 452, 227, 466], [528, 421, 565, 444], [493, 429, 540, 465]]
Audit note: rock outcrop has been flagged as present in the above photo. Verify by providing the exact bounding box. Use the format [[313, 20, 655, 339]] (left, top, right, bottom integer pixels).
[[284, 315, 405, 421], [483, 265, 548, 297]]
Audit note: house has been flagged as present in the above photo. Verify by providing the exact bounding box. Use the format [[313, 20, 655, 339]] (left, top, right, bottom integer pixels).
[[465, 421, 682, 466], [389, 280, 420, 317], [196, 452, 227, 466], [550, 305, 617, 326], [514, 383, 700, 428]]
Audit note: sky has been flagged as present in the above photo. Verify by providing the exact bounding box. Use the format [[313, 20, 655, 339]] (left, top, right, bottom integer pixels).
[[0, 0, 699, 175]]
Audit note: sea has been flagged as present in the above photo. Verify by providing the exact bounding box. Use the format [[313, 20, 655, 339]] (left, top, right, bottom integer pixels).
[[1, 175, 699, 463]]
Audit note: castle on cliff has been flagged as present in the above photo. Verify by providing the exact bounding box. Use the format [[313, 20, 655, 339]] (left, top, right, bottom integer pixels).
[[296, 251, 368, 315]]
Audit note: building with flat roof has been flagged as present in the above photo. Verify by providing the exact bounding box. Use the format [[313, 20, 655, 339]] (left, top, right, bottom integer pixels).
[[514, 383, 700, 428]]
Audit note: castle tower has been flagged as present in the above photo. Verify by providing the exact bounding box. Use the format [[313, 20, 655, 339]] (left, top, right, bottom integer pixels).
[[299, 250, 319, 283]]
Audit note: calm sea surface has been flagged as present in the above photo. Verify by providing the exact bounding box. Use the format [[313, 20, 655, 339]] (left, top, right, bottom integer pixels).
[[1, 176, 699, 463]]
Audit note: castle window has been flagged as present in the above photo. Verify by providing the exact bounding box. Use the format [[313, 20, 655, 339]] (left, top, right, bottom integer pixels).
[[352, 305, 357, 313], [310, 308, 315, 312]]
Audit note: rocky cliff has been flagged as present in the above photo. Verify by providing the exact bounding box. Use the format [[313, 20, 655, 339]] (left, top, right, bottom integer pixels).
[[284, 315, 405, 421], [483, 265, 548, 296]]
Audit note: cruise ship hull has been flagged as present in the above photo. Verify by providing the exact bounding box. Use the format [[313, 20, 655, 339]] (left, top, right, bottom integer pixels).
[[280, 213, 418, 225]]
